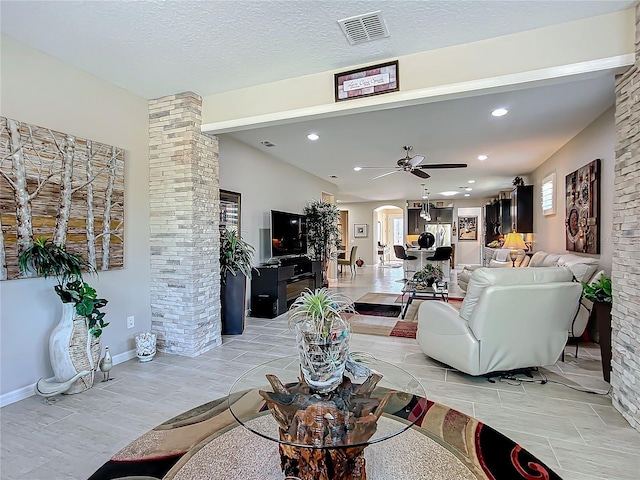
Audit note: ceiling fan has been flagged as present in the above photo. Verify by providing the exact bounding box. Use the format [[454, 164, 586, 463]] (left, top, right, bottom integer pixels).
[[357, 146, 467, 180]]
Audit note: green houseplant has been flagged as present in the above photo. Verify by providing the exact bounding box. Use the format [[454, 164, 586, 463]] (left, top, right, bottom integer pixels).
[[582, 274, 612, 382], [303, 200, 341, 287], [288, 288, 355, 393], [18, 237, 108, 393], [18, 237, 109, 337], [220, 228, 255, 334], [411, 263, 443, 287]]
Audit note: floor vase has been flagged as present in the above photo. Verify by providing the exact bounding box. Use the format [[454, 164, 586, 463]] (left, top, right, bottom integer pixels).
[[49, 303, 101, 394]]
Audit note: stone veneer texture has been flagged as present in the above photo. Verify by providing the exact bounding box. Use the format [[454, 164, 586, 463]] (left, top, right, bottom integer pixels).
[[612, 4, 640, 432], [148, 92, 221, 356]]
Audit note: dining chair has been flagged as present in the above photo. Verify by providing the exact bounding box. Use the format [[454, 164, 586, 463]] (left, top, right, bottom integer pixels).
[[338, 246, 358, 275]]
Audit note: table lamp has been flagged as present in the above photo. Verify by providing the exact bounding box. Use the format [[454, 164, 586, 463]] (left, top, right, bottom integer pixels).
[[503, 232, 526, 267]]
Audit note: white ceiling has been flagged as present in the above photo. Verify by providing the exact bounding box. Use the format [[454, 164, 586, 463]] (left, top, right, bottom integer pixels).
[[0, 1, 634, 202]]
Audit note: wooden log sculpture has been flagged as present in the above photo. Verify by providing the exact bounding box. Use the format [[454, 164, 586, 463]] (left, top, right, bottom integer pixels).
[[259, 371, 391, 480]]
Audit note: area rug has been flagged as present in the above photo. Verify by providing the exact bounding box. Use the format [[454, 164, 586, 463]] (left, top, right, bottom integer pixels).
[[347, 292, 463, 339], [88, 389, 562, 480]]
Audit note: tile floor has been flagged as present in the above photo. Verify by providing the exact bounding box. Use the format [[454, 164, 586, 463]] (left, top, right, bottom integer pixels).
[[1, 265, 639, 479]]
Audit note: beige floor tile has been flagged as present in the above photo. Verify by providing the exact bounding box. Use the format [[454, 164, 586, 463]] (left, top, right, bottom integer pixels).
[[550, 438, 640, 480]]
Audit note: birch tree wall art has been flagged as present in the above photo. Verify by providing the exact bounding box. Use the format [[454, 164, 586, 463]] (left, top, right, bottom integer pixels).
[[0, 117, 125, 280]]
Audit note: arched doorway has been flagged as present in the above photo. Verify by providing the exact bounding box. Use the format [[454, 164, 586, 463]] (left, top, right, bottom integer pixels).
[[373, 204, 404, 264]]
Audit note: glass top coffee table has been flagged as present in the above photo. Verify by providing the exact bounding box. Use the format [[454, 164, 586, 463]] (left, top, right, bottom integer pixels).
[[228, 355, 427, 479], [400, 281, 449, 319]]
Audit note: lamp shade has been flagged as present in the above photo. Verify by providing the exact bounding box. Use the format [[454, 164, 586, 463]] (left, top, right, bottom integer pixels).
[[503, 232, 526, 250]]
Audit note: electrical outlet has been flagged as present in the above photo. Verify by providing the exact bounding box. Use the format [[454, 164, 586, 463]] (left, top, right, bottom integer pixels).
[[127, 316, 135, 329]]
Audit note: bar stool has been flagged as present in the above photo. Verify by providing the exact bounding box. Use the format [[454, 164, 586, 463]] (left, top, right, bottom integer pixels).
[[426, 246, 452, 280], [394, 245, 417, 281]]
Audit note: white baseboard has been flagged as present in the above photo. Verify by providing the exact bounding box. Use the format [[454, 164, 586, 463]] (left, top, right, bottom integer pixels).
[[0, 348, 137, 408]]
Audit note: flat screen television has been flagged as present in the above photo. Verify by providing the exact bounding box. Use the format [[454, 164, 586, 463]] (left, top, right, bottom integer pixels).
[[271, 210, 307, 258]]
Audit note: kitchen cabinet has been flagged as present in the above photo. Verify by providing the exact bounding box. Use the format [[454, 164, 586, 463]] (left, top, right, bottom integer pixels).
[[510, 185, 534, 233], [499, 199, 511, 235]]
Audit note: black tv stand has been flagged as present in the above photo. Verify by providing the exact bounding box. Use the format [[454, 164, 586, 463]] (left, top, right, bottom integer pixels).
[[251, 257, 322, 318]]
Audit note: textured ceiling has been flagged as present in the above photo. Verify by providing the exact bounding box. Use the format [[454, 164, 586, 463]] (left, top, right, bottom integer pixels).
[[0, 0, 635, 98], [0, 1, 633, 202]]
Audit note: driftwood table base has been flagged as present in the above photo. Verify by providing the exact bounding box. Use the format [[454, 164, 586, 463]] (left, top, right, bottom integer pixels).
[[280, 441, 366, 480], [259, 372, 390, 480]]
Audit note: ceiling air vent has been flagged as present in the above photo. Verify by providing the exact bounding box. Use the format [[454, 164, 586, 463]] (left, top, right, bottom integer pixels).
[[338, 11, 389, 45], [260, 140, 276, 147]]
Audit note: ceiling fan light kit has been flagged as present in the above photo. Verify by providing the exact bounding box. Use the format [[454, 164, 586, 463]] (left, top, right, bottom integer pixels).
[[358, 145, 468, 180]]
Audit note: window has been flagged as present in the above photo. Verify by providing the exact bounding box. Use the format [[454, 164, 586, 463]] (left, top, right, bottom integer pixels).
[[541, 173, 556, 216]]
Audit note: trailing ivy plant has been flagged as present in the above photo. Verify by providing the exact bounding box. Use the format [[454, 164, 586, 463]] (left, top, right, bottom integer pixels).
[[18, 236, 109, 338], [220, 228, 256, 282]]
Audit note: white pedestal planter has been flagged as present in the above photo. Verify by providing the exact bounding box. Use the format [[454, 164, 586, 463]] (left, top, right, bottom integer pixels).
[[49, 303, 100, 394], [135, 332, 157, 362]]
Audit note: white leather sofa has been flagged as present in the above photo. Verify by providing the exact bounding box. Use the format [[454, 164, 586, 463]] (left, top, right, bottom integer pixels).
[[417, 267, 583, 376]]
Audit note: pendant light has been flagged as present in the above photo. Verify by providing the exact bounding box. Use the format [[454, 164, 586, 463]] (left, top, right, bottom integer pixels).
[[421, 184, 431, 222]]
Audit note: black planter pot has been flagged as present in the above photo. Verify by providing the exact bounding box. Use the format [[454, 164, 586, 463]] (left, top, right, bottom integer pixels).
[[593, 301, 612, 383], [222, 271, 247, 335]]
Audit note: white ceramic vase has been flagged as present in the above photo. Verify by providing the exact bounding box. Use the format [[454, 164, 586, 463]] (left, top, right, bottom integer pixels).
[[135, 332, 157, 362], [49, 303, 100, 394]]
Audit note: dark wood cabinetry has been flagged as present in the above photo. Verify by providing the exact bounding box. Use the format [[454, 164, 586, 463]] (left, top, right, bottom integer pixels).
[[251, 258, 322, 318], [510, 185, 534, 233], [407, 206, 453, 235], [499, 199, 511, 235], [484, 203, 500, 243]]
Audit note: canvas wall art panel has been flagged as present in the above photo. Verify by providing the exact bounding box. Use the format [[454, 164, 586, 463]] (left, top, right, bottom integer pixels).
[[565, 159, 600, 254], [0, 117, 125, 280]]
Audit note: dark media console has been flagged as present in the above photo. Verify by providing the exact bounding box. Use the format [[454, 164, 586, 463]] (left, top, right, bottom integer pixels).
[[251, 257, 322, 318]]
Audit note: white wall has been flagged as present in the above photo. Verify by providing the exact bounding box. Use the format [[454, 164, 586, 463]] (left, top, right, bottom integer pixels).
[[0, 36, 150, 398], [218, 135, 336, 266], [531, 106, 615, 273]]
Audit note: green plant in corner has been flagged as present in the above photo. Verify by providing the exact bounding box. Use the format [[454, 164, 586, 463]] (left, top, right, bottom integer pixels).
[[582, 274, 612, 304], [18, 237, 109, 338], [303, 200, 340, 285], [220, 228, 256, 282]]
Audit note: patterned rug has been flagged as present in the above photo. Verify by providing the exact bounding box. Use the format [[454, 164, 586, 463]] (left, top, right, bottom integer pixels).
[[345, 292, 464, 339], [88, 389, 561, 480]]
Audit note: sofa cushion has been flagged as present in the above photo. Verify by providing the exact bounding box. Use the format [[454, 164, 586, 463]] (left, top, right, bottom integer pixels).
[[557, 254, 599, 283], [528, 251, 549, 267], [541, 253, 562, 266], [459, 267, 574, 322]]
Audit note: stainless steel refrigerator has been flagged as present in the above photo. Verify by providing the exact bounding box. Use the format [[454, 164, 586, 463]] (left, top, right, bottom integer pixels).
[[425, 223, 452, 247]]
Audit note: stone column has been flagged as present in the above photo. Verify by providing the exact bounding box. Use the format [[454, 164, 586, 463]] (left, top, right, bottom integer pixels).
[[148, 92, 221, 356], [612, 4, 640, 432]]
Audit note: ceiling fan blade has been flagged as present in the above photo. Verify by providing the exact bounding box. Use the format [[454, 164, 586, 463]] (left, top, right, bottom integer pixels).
[[408, 155, 425, 167], [411, 169, 431, 179], [357, 166, 398, 169], [416, 163, 467, 169], [372, 170, 400, 180]]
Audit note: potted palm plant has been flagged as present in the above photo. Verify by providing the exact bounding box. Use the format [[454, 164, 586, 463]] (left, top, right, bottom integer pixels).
[[303, 200, 341, 287], [18, 237, 108, 393], [288, 288, 355, 393], [582, 274, 612, 382], [220, 228, 255, 334]]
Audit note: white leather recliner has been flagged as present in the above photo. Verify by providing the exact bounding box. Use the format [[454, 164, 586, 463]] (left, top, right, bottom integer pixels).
[[417, 267, 583, 376]]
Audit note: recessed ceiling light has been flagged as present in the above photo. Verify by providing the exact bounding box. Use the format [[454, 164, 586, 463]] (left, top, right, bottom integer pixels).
[[468, 180, 476, 184], [465, 187, 473, 191], [464, 193, 470, 197], [477, 154, 488, 161], [491, 108, 508, 117], [353, 166, 362, 171], [307, 133, 320, 141], [440, 191, 459, 196]]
